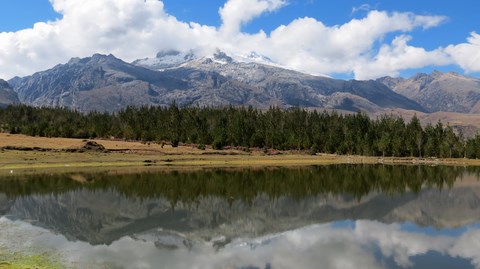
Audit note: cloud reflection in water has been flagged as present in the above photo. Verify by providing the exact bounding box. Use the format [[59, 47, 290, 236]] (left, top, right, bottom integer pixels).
[[1, 217, 479, 269]]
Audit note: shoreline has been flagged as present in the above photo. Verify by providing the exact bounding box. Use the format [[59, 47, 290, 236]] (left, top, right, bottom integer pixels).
[[1, 133, 480, 175]]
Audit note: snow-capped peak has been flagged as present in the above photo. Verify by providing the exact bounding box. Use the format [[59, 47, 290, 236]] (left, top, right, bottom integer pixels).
[[133, 48, 281, 68], [232, 51, 275, 65], [132, 49, 198, 70], [132, 48, 296, 73], [207, 49, 276, 66]]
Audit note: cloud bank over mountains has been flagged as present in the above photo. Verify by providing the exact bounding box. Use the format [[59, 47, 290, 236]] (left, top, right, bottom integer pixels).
[[0, 0, 479, 80]]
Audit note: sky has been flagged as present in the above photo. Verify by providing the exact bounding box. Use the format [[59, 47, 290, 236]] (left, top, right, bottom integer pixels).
[[0, 0, 479, 80]]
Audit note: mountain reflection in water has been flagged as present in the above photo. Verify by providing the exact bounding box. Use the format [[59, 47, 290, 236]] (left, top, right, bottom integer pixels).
[[1, 165, 480, 269]]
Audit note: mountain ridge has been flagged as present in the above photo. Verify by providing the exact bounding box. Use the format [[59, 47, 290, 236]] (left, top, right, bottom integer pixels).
[[377, 70, 480, 113], [142, 50, 426, 112], [10, 50, 480, 115], [10, 53, 189, 112], [7, 52, 426, 113]]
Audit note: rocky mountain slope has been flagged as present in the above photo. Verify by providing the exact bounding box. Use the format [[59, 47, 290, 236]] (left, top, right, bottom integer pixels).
[[7, 50, 480, 115], [9, 52, 425, 113], [142, 50, 427, 113], [10, 54, 189, 112], [0, 79, 19, 108], [378, 71, 480, 113]]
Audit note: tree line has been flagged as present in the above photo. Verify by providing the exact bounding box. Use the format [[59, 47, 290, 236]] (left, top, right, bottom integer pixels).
[[1, 104, 480, 158]]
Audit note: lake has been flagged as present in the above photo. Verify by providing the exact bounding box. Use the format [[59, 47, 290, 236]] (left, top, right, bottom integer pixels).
[[1, 165, 480, 268]]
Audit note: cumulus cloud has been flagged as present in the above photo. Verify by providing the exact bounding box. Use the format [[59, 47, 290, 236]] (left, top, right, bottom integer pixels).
[[353, 35, 452, 79], [445, 32, 480, 73], [0, 0, 463, 80], [219, 0, 287, 36], [262, 11, 448, 78], [0, 0, 218, 79]]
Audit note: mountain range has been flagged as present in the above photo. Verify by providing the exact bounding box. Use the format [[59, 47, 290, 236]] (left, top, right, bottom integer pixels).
[[3, 50, 480, 123], [5, 50, 426, 113], [378, 71, 480, 113]]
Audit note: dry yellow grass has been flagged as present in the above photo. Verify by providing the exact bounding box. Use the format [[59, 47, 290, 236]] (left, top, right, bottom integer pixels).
[[1, 133, 480, 175], [0, 133, 214, 153]]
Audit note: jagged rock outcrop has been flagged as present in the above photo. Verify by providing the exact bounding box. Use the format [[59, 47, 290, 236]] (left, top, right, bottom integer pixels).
[[0, 79, 19, 108], [378, 71, 480, 113]]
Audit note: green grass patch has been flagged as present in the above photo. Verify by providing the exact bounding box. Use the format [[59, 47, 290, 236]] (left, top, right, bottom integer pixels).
[[0, 253, 62, 269]]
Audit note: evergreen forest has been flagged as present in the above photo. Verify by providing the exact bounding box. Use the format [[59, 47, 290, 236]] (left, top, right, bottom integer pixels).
[[1, 104, 480, 158]]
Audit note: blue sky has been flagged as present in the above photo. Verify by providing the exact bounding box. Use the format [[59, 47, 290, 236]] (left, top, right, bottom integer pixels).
[[0, 0, 479, 79], [1, 1, 59, 32], [162, 0, 479, 78], [164, 0, 473, 46], [2, 0, 474, 47]]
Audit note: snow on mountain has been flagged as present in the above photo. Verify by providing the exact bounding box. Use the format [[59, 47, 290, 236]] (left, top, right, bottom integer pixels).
[[132, 49, 198, 70], [133, 49, 283, 70]]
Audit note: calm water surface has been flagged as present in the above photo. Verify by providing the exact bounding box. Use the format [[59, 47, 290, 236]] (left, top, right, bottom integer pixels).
[[1, 165, 480, 268]]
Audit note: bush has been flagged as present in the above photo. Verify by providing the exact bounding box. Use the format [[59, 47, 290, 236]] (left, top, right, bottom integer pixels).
[[171, 138, 179, 148], [212, 139, 224, 150]]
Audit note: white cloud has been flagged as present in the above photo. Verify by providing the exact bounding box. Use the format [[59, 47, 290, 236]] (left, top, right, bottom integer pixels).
[[0, 0, 464, 80], [261, 11, 448, 78], [219, 0, 287, 36], [0, 0, 218, 79], [353, 35, 452, 79], [445, 32, 480, 73], [352, 4, 372, 15]]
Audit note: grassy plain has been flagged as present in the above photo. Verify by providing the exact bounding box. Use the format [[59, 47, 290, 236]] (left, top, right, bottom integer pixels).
[[2, 133, 480, 175]]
